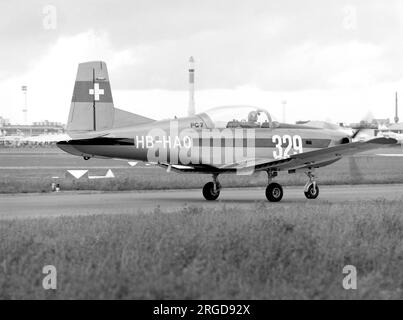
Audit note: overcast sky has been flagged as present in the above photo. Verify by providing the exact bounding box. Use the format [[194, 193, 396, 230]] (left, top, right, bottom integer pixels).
[[0, 0, 402, 124]]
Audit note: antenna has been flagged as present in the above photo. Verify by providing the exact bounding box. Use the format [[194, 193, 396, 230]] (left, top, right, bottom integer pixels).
[[21, 85, 28, 125], [395, 92, 399, 124], [188, 56, 196, 116]]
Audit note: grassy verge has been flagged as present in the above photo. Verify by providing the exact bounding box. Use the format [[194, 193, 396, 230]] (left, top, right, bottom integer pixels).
[[1, 201, 402, 299]]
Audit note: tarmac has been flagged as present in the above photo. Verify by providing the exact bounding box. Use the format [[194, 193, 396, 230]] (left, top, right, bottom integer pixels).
[[1, 184, 403, 219]]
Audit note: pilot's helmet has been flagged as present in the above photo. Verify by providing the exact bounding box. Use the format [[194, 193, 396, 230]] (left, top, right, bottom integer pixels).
[[248, 111, 258, 122]]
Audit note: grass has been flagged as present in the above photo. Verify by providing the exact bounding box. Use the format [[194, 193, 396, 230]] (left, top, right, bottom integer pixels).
[[1, 201, 403, 299]]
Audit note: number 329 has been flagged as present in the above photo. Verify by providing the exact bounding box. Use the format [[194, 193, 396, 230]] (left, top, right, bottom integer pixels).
[[272, 135, 303, 159]]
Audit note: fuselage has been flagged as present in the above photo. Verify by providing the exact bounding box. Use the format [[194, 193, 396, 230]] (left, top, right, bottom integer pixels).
[[58, 113, 349, 169]]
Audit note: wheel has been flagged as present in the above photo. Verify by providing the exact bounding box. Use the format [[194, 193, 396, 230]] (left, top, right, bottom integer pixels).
[[265, 183, 283, 202], [202, 182, 220, 201], [304, 183, 319, 199]]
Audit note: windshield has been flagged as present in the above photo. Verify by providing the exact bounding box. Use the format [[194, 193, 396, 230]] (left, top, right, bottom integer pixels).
[[198, 105, 274, 129]]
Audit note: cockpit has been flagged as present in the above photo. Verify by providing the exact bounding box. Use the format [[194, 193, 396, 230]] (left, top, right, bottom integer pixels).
[[198, 105, 278, 129]]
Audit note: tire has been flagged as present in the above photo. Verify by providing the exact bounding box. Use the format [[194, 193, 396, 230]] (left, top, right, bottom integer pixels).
[[266, 183, 283, 202], [304, 184, 319, 199], [202, 182, 220, 201]]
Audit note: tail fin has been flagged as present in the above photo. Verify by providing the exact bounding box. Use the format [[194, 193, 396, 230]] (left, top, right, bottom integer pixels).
[[67, 61, 114, 132]]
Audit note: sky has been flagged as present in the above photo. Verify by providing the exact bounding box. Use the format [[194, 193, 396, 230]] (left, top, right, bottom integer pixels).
[[0, 0, 402, 125]]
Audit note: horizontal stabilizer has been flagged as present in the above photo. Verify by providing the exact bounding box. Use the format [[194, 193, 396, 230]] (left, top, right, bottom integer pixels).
[[113, 108, 154, 128]]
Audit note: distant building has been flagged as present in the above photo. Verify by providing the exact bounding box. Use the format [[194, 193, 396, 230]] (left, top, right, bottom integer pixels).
[[32, 120, 64, 127], [0, 116, 10, 127], [384, 123, 403, 134], [0, 116, 11, 136], [372, 118, 390, 127], [351, 121, 378, 129], [0, 119, 65, 136]]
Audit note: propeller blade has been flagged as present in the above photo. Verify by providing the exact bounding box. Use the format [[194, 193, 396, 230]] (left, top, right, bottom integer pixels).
[[350, 112, 375, 140], [351, 128, 361, 139]]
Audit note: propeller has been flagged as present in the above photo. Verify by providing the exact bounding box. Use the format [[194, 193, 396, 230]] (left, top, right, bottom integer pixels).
[[305, 113, 376, 184], [349, 112, 375, 142]]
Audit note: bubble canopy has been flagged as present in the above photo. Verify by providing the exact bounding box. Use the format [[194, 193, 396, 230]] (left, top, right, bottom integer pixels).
[[197, 105, 276, 129]]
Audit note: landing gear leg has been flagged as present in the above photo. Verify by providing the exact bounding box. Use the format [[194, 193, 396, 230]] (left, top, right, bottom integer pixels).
[[304, 170, 319, 199], [265, 171, 283, 202], [202, 174, 221, 201]]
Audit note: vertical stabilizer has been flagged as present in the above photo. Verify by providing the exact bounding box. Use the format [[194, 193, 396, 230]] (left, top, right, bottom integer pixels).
[[67, 61, 114, 132]]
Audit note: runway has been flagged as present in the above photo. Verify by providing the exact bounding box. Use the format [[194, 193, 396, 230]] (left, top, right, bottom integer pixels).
[[1, 184, 403, 219]]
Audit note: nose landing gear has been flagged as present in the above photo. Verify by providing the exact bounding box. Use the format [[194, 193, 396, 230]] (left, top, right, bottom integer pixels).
[[304, 171, 319, 199]]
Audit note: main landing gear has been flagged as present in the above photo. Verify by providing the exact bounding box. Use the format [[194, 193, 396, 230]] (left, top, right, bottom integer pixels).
[[202, 174, 221, 201], [304, 171, 319, 199], [264, 170, 320, 202], [265, 171, 283, 202]]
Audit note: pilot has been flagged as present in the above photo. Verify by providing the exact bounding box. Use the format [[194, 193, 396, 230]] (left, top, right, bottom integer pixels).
[[248, 111, 258, 123]]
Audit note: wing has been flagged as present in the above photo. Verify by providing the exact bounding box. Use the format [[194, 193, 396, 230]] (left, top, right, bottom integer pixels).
[[157, 137, 396, 174], [228, 137, 397, 173]]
